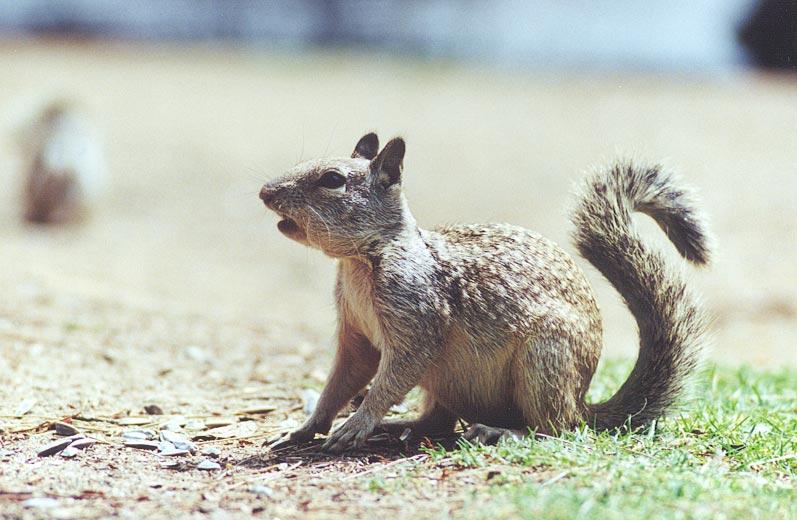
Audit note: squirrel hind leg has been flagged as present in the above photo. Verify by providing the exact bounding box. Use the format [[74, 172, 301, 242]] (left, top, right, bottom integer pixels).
[[510, 333, 598, 435]]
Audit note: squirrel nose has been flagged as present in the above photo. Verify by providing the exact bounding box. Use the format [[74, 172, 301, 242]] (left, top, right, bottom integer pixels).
[[259, 185, 275, 206]]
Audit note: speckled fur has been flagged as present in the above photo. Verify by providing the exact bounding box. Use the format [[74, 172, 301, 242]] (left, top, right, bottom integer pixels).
[[260, 133, 711, 452]]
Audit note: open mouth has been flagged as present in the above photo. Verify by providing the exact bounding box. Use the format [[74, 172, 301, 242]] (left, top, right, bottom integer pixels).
[[276, 216, 307, 242], [277, 217, 300, 235]]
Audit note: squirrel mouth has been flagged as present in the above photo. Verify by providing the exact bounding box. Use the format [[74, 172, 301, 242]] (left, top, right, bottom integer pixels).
[[277, 217, 299, 234], [276, 217, 307, 241]]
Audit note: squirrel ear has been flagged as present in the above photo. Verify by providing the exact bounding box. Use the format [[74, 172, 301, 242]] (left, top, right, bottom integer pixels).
[[352, 132, 379, 160], [372, 137, 405, 186]]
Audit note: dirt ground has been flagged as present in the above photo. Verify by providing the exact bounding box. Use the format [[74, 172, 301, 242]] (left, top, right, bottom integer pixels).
[[0, 40, 796, 519]]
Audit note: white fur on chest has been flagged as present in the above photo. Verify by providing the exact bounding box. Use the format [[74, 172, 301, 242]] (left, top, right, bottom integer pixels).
[[338, 260, 385, 349]]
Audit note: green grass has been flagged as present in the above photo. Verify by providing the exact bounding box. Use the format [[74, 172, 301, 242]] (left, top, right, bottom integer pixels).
[[422, 363, 797, 519]]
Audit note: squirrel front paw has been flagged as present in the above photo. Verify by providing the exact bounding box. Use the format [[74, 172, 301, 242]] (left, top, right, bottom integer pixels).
[[322, 413, 376, 454], [270, 419, 330, 450]]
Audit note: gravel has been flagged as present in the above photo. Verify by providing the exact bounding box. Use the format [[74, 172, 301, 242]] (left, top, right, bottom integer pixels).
[[38, 435, 84, 457], [124, 440, 160, 451], [197, 460, 221, 471]]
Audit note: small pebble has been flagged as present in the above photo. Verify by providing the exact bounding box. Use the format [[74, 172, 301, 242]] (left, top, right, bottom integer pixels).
[[160, 416, 186, 432], [278, 418, 299, 430], [159, 448, 189, 457], [123, 430, 156, 441], [205, 418, 235, 429], [124, 440, 160, 451], [184, 420, 206, 431], [14, 398, 37, 417], [197, 459, 221, 471], [201, 446, 221, 458], [117, 417, 152, 426], [302, 389, 320, 416], [60, 446, 79, 458], [390, 402, 409, 414], [68, 438, 97, 450], [175, 441, 197, 452], [144, 405, 164, 415], [248, 485, 274, 497], [23, 497, 59, 509], [38, 435, 84, 457], [185, 346, 208, 362], [0, 448, 13, 457], [160, 430, 187, 444], [751, 423, 772, 436], [158, 441, 176, 453], [236, 405, 276, 415], [202, 421, 257, 440], [53, 422, 80, 436], [160, 431, 196, 452]]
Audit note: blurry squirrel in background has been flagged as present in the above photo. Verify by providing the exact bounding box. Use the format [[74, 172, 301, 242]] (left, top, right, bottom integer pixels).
[[260, 133, 711, 453], [15, 100, 105, 224]]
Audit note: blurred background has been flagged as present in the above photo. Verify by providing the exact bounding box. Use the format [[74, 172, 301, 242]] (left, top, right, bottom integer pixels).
[[0, 0, 795, 369], [1, 0, 795, 71]]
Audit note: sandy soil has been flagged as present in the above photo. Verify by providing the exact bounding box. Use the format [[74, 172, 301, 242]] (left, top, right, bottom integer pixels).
[[0, 40, 796, 518]]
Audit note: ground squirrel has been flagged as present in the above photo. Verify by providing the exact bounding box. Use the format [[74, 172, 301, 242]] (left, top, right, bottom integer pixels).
[[260, 133, 711, 453], [13, 99, 105, 224]]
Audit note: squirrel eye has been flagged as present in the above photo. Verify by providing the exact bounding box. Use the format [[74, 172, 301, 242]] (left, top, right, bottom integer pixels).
[[317, 170, 346, 189]]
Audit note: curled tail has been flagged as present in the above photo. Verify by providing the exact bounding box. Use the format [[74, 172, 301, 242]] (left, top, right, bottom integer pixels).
[[571, 161, 711, 431]]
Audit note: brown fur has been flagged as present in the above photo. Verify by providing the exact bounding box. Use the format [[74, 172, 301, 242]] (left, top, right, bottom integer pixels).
[[17, 100, 104, 224], [260, 133, 711, 452]]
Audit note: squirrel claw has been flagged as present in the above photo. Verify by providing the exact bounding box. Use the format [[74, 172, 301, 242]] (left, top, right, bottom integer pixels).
[[268, 436, 301, 451], [268, 425, 319, 451], [322, 417, 372, 453], [321, 430, 366, 454]]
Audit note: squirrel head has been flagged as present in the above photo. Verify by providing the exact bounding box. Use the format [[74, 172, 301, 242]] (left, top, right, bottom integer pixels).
[[260, 133, 413, 258]]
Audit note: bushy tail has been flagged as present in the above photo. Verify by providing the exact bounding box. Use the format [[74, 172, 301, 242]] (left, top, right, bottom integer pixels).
[[571, 161, 711, 431]]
